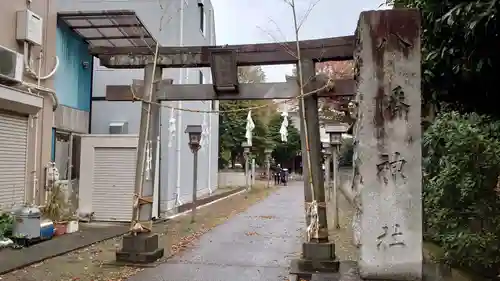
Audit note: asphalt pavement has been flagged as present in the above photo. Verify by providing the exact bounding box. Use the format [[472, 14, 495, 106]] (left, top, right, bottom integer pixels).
[[128, 182, 306, 281]]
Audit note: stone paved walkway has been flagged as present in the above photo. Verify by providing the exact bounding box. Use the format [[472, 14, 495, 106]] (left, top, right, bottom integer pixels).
[[128, 181, 307, 281], [127, 170, 370, 281]]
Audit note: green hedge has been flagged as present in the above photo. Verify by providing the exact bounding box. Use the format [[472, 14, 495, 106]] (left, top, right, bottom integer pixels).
[[423, 111, 500, 277]]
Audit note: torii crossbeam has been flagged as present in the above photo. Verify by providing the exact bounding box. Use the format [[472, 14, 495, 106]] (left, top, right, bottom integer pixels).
[[91, 27, 358, 275], [91, 36, 355, 68]]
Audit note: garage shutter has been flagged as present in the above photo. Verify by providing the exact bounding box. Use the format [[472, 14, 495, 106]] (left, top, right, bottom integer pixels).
[[92, 147, 136, 221], [0, 111, 28, 210]]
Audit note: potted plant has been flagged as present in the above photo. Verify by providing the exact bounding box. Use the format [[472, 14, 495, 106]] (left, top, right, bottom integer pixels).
[[41, 182, 68, 236], [64, 213, 79, 234], [0, 210, 13, 239]]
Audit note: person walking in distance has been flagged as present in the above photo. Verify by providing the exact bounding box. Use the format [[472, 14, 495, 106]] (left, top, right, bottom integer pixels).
[[274, 164, 281, 185]]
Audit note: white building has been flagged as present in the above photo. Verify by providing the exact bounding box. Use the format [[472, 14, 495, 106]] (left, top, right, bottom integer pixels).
[[58, 0, 218, 219]]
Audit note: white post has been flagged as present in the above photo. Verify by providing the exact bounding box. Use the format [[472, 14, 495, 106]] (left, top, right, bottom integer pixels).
[[207, 104, 213, 195], [355, 10, 422, 280], [152, 135, 160, 218]]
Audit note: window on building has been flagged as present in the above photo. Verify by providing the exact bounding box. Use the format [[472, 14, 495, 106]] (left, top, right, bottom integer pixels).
[[198, 1, 206, 36]]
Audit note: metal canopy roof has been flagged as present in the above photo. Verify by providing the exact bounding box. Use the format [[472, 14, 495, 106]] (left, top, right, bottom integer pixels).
[[57, 10, 156, 52]]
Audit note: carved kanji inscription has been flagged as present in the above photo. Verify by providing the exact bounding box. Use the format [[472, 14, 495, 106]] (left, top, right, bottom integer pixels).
[[376, 152, 407, 185], [376, 223, 406, 250]]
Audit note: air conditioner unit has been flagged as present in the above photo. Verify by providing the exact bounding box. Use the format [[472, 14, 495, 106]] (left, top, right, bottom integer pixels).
[[109, 121, 129, 134], [0, 45, 24, 86]]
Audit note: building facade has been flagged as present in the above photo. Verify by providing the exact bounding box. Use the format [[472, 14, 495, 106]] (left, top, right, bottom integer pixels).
[[0, 1, 58, 209], [58, 0, 219, 217], [52, 17, 93, 186]]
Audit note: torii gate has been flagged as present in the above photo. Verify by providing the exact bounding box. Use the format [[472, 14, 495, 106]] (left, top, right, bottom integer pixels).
[[89, 9, 422, 281]]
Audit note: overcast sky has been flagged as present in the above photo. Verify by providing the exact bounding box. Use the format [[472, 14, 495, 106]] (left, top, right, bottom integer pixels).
[[210, 0, 390, 82]]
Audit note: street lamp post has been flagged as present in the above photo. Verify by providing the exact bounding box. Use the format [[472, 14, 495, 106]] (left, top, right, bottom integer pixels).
[[185, 125, 202, 223], [322, 142, 332, 201], [242, 142, 252, 191], [264, 147, 273, 188], [325, 124, 345, 229]]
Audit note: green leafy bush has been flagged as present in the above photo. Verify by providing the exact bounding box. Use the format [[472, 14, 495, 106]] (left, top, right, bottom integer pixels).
[[423, 111, 500, 277], [0, 212, 13, 238]]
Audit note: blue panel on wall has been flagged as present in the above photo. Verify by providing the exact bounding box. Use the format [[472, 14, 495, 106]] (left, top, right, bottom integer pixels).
[[55, 20, 92, 112]]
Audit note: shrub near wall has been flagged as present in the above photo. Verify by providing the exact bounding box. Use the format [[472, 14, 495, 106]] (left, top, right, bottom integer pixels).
[[423, 111, 500, 277]]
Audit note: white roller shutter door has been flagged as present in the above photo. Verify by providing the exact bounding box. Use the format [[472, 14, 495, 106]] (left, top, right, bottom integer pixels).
[[0, 111, 28, 210], [92, 147, 136, 221]]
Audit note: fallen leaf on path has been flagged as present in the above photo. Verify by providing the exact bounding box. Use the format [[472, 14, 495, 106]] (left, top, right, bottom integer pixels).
[[258, 215, 276, 219]]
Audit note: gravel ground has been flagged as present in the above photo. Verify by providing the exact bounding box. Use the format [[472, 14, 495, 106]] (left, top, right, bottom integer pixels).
[[326, 168, 358, 261]]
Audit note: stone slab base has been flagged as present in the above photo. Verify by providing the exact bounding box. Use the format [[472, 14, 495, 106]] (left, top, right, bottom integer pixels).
[[289, 242, 340, 277], [289, 258, 340, 275], [115, 233, 164, 264], [116, 248, 164, 264], [302, 241, 336, 260]]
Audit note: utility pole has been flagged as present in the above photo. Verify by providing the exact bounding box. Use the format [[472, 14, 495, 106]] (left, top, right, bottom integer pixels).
[[116, 63, 165, 264]]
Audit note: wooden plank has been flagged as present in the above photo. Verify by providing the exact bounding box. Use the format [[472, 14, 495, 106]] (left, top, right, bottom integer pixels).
[[93, 36, 355, 69], [105, 79, 355, 101], [138, 196, 153, 204]]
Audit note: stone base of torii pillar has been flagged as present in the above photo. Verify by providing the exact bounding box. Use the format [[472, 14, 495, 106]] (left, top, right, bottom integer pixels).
[[116, 233, 164, 264]]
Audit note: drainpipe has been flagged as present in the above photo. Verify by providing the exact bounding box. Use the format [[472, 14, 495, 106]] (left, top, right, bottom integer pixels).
[[175, 0, 185, 206], [31, 113, 39, 205], [207, 102, 213, 195]]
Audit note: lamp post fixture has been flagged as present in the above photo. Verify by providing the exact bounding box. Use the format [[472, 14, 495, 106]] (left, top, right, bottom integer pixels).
[[264, 147, 273, 188], [325, 124, 347, 229], [322, 142, 332, 201], [242, 141, 252, 191], [185, 125, 202, 223]]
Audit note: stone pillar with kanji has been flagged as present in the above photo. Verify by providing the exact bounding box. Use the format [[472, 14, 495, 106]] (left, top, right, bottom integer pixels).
[[353, 9, 422, 280]]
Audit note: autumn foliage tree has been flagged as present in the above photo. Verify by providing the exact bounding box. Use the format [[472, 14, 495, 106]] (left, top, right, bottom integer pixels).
[[315, 61, 354, 123], [291, 61, 354, 123], [315, 60, 354, 79]]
